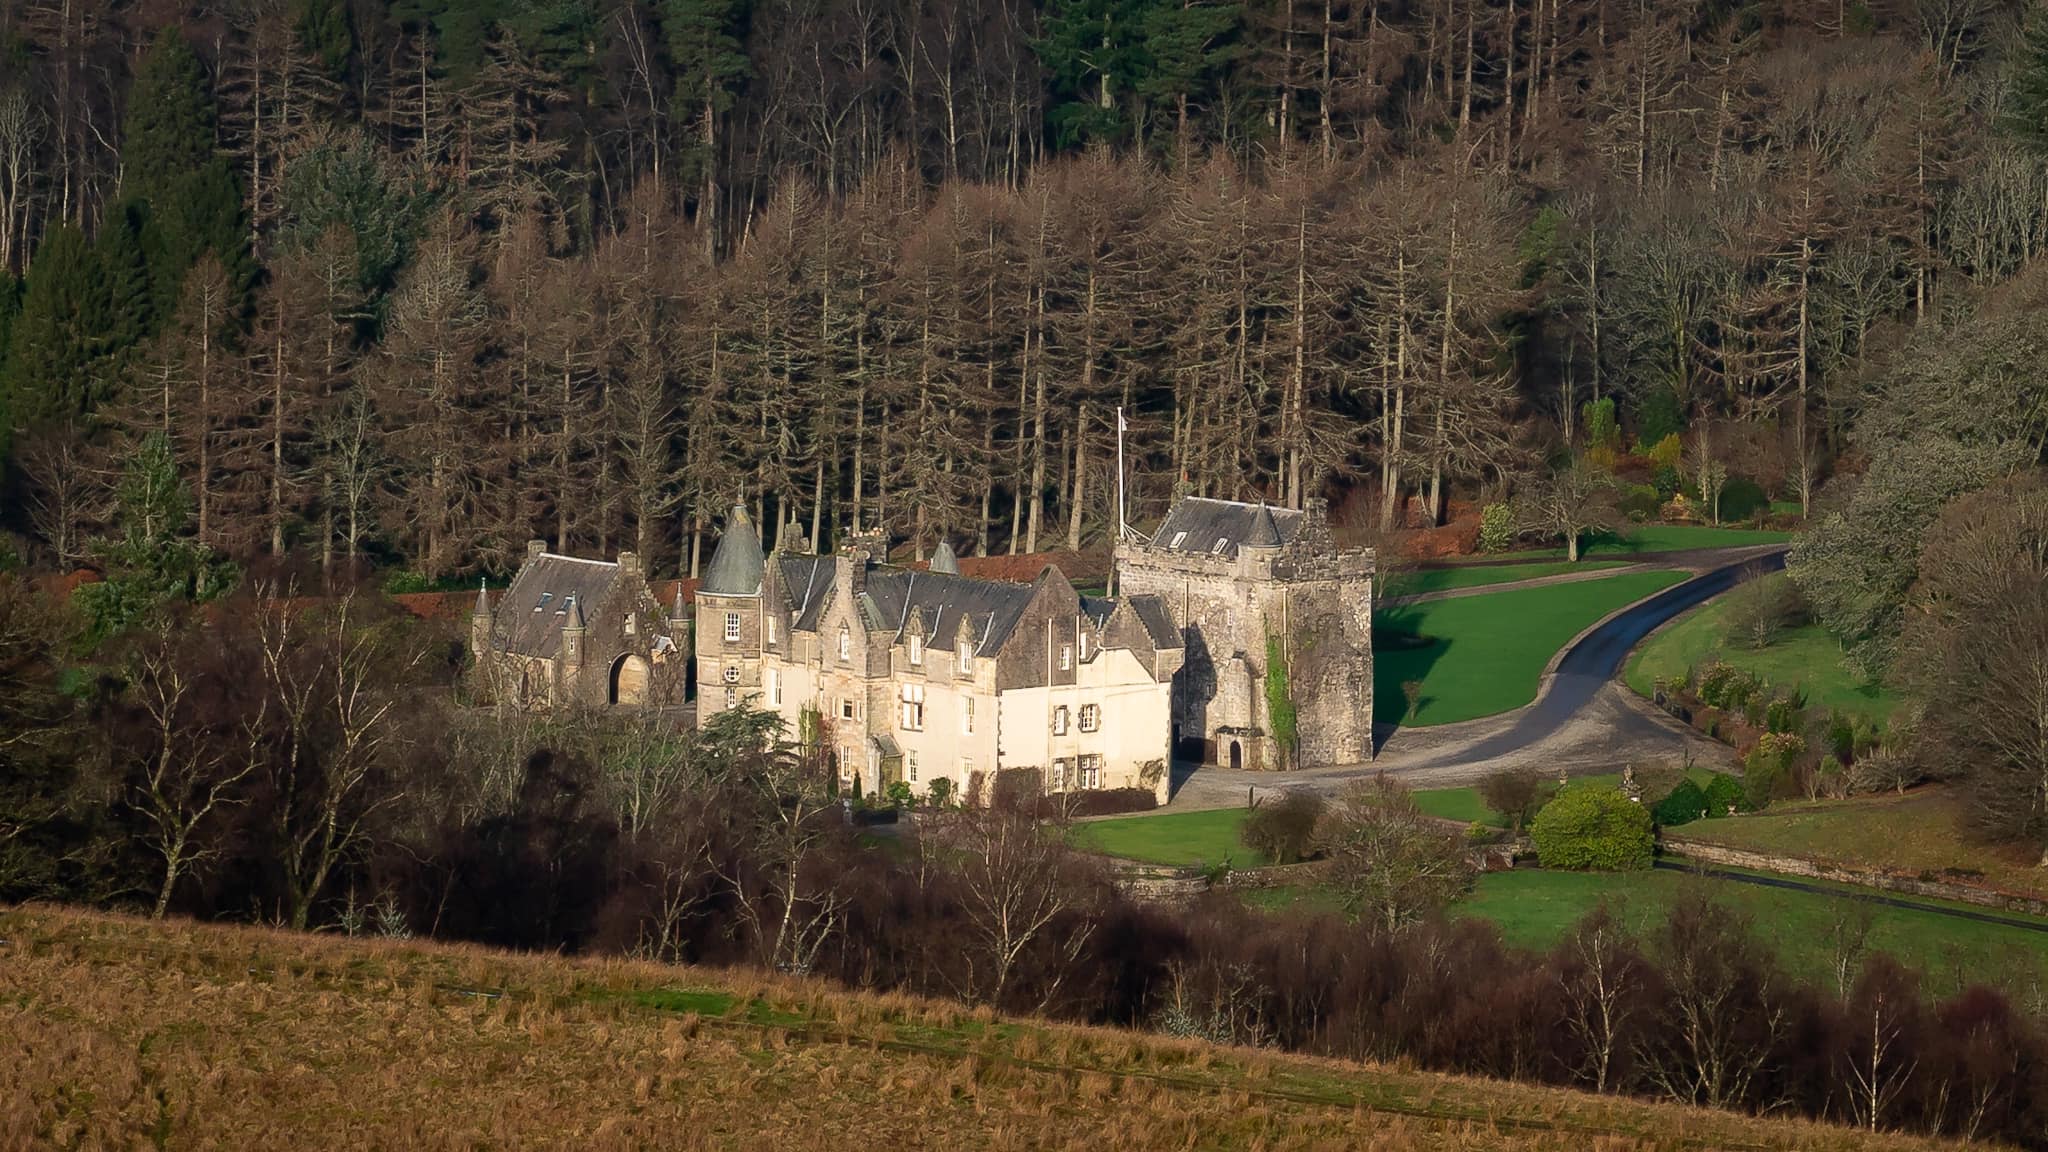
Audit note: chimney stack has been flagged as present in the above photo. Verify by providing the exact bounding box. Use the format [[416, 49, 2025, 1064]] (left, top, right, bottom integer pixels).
[[527, 539, 548, 562]]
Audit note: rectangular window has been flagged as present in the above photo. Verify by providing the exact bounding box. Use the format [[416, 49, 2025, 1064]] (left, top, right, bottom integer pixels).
[[839, 697, 858, 722], [1078, 631, 1089, 661], [899, 684, 925, 731], [1052, 758, 1071, 791], [1059, 643, 1072, 671], [960, 696, 974, 735], [838, 627, 852, 661], [960, 756, 974, 781], [838, 746, 853, 780], [909, 634, 923, 665], [1169, 531, 1187, 549], [724, 612, 742, 642], [766, 616, 779, 644], [957, 641, 973, 675], [1080, 754, 1102, 790], [907, 750, 919, 783], [535, 592, 552, 612], [1051, 705, 1069, 736], [767, 668, 782, 706], [724, 687, 737, 709], [1079, 703, 1100, 732]]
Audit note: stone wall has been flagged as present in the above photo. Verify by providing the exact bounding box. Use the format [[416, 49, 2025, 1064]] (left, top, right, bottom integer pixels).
[[1663, 838, 2048, 917]]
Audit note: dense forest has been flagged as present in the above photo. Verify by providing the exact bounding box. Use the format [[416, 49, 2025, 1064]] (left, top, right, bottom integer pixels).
[[0, 0, 2044, 582]]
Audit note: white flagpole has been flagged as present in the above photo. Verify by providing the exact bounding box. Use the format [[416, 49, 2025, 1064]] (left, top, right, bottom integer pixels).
[[1116, 406, 1127, 544]]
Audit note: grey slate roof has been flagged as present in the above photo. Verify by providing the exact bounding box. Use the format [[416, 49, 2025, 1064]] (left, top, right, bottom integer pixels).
[[1244, 503, 1282, 548], [860, 569, 1038, 656], [928, 539, 960, 574], [493, 554, 620, 657], [1150, 496, 1303, 558], [777, 554, 833, 631], [1126, 594, 1184, 650], [702, 505, 765, 596]]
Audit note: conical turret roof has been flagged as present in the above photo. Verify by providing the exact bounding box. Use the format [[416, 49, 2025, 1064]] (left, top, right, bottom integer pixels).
[[929, 539, 961, 575], [1244, 502, 1283, 548], [702, 504, 766, 595]]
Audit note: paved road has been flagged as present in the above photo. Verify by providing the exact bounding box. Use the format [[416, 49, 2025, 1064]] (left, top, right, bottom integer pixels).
[[1405, 549, 1787, 769], [1164, 547, 1787, 808]]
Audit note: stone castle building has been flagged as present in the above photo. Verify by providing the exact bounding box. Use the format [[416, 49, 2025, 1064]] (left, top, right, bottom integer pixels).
[[470, 540, 687, 709], [696, 506, 1183, 802], [1114, 496, 1375, 771]]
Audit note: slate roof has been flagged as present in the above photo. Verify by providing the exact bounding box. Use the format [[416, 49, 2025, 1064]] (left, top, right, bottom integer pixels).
[[702, 505, 765, 595], [1150, 496, 1302, 558], [860, 569, 1039, 656], [778, 554, 834, 631], [928, 539, 961, 574], [493, 554, 621, 657], [1126, 593, 1184, 650]]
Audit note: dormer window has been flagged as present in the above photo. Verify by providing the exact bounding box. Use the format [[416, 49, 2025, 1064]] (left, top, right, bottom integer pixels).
[[838, 626, 852, 661], [909, 634, 924, 665], [958, 641, 973, 674]]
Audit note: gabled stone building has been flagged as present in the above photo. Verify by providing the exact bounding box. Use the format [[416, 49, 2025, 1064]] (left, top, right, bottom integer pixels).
[[1114, 495, 1375, 771], [471, 540, 687, 709], [696, 507, 1183, 803]]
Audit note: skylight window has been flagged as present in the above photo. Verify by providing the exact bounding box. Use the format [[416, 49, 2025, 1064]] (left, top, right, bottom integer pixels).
[[1210, 538, 1230, 555], [534, 592, 552, 612], [1170, 531, 1188, 549]]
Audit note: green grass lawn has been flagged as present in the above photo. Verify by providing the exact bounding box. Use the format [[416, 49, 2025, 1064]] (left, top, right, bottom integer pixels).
[[1249, 866, 2048, 995], [1623, 574, 1896, 720], [1445, 524, 1792, 565], [1384, 559, 1630, 598], [1452, 867, 2048, 997], [1672, 787, 2048, 902], [1375, 570, 1690, 726], [1070, 807, 1267, 868]]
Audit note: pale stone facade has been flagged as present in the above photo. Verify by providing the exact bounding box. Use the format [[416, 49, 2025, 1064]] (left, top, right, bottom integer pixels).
[[470, 540, 688, 710], [1114, 496, 1375, 770], [696, 509, 1183, 803]]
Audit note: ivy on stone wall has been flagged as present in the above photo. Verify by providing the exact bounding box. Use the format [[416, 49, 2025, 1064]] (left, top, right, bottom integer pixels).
[[1264, 633, 1298, 766]]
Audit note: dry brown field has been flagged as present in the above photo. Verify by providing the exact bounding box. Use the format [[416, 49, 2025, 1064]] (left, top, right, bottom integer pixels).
[[0, 904, 1986, 1151]]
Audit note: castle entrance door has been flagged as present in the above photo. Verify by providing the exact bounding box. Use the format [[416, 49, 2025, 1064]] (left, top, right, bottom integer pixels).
[[1228, 740, 1242, 770], [610, 654, 651, 705]]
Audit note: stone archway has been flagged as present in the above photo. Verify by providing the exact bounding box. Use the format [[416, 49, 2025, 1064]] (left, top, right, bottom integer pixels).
[[1228, 740, 1243, 770], [610, 654, 651, 706]]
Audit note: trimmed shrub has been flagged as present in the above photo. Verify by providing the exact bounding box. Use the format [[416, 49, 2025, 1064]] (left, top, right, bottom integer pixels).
[[1695, 662, 1763, 712], [1478, 502, 1515, 552], [1241, 790, 1326, 864], [1718, 476, 1770, 522], [1618, 483, 1661, 522], [1037, 787, 1157, 818], [1530, 784, 1654, 870], [1651, 463, 1683, 500], [1652, 778, 1711, 828], [1703, 771, 1748, 816]]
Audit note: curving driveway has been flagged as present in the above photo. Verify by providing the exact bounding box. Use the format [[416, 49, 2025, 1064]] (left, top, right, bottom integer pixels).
[[1164, 547, 1787, 809]]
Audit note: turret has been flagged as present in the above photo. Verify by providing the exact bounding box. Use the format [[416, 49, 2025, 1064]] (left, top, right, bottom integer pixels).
[[561, 593, 586, 681], [929, 538, 961, 575], [470, 579, 494, 657]]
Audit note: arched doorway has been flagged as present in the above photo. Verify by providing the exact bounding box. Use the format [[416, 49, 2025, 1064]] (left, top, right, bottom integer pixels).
[[610, 654, 651, 705], [1228, 740, 1243, 770]]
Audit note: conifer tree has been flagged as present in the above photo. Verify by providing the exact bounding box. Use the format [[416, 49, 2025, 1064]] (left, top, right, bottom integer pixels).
[[122, 30, 217, 209], [0, 224, 105, 454], [2003, 5, 2048, 154]]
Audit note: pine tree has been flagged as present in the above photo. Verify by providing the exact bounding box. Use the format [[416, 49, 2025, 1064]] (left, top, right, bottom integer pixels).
[[0, 224, 106, 450], [2005, 5, 2048, 154], [122, 29, 218, 209]]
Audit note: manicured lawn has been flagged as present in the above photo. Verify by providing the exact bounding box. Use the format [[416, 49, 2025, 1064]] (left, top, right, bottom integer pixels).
[[1451, 867, 2048, 996], [1375, 570, 1690, 726], [1444, 524, 1792, 565], [1671, 787, 2048, 902], [1250, 866, 2048, 995], [1623, 573, 1896, 720], [1070, 807, 1266, 867], [1384, 559, 1630, 598]]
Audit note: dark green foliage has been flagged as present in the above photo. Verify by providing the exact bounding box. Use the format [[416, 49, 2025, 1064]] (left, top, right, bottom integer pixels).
[[1240, 788, 1323, 864], [71, 433, 238, 644], [1133, 0, 1242, 147], [1764, 692, 1803, 735], [1651, 464, 1682, 500], [662, 0, 751, 116], [1529, 783, 1653, 871], [1717, 476, 1768, 522], [1264, 633, 1297, 763], [1582, 396, 1619, 448], [1618, 484, 1661, 521], [2003, 4, 2048, 154], [1, 226, 108, 452], [296, 0, 358, 80], [1651, 778, 1710, 827], [121, 30, 217, 209], [1632, 385, 1686, 447], [1703, 771, 1748, 816], [279, 130, 425, 304]]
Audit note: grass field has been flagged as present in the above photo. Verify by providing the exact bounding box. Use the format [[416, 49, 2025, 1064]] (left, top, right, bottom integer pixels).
[[2, 906, 1956, 1152], [1623, 574, 1896, 720], [1448, 524, 1792, 564], [1070, 807, 1266, 867], [1383, 559, 1630, 598], [1376, 570, 1690, 726], [1671, 787, 2048, 902]]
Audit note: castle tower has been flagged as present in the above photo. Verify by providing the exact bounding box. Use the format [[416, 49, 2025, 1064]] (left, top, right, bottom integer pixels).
[[929, 538, 961, 574], [560, 593, 586, 690], [470, 579, 494, 658], [696, 504, 766, 717]]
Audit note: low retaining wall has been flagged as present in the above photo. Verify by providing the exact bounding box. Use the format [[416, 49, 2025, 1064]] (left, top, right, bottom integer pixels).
[[1663, 838, 2048, 917]]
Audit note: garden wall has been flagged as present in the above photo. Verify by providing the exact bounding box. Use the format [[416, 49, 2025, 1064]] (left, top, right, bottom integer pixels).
[[1663, 838, 2048, 918]]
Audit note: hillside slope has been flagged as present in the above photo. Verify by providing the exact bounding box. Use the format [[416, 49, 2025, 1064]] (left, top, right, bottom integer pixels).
[[0, 906, 1981, 1152]]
